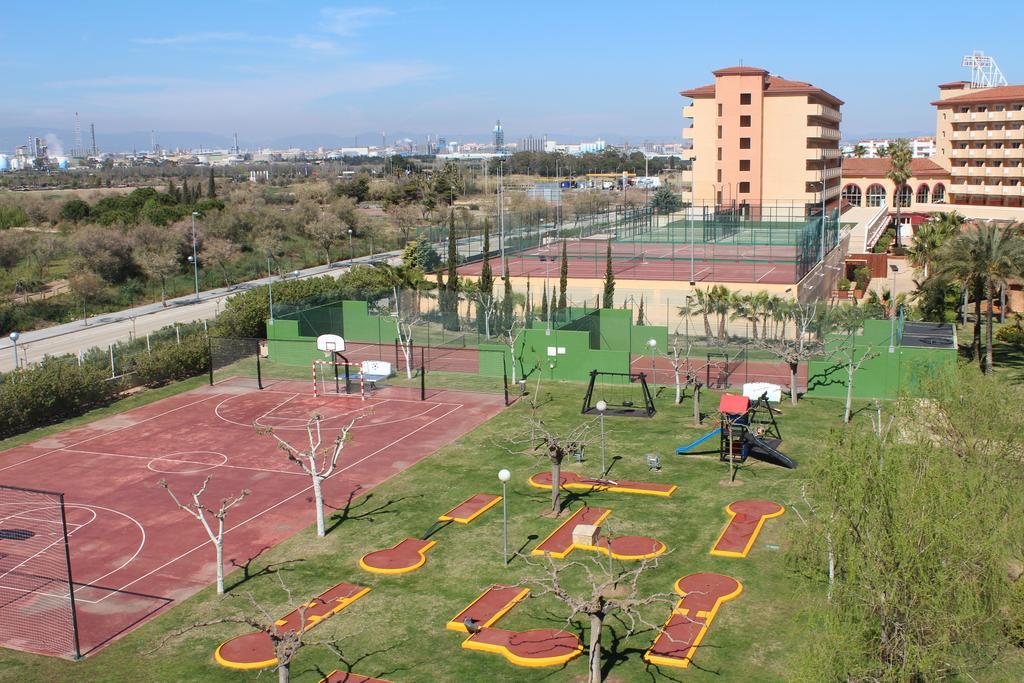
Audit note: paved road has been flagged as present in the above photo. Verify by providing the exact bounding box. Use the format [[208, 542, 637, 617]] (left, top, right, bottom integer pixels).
[[0, 252, 400, 373]]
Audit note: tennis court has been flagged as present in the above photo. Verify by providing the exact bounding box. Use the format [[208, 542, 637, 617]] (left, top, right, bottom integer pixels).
[[0, 380, 505, 658]]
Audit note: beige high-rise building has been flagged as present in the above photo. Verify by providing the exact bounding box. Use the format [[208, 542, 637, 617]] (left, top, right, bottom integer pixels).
[[681, 66, 843, 214], [932, 82, 1024, 208]]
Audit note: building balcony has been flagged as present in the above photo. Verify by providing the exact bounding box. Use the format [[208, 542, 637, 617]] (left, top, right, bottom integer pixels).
[[810, 104, 842, 122], [683, 105, 696, 119], [952, 110, 1024, 123], [815, 166, 842, 182], [810, 147, 840, 160], [807, 126, 841, 140]]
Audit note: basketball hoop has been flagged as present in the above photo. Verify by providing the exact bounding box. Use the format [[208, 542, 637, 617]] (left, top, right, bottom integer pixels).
[[317, 333, 346, 356]]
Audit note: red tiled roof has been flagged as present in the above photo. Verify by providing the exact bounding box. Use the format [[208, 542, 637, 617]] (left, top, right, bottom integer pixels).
[[931, 85, 1024, 106], [712, 66, 768, 76], [842, 157, 949, 179], [680, 73, 843, 105]]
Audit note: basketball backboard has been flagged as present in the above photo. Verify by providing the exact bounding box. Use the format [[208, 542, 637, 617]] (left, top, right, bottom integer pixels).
[[316, 334, 346, 354]]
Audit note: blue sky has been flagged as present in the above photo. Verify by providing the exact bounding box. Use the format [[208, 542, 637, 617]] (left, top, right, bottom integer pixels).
[[3, 1, 1023, 143]]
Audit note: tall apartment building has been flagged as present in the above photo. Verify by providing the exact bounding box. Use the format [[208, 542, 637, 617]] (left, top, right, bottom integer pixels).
[[681, 66, 843, 214], [933, 82, 1024, 208]]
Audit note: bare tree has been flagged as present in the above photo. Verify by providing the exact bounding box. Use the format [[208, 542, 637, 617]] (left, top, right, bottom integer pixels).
[[520, 552, 674, 683], [260, 414, 358, 537], [153, 573, 349, 683], [831, 306, 879, 423], [158, 477, 250, 594], [305, 213, 345, 265], [519, 414, 594, 515], [134, 226, 181, 306], [755, 301, 824, 405], [203, 236, 241, 287], [501, 313, 525, 385], [664, 336, 693, 405]]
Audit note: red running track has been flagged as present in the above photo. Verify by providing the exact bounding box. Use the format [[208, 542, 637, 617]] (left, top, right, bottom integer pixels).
[[0, 381, 505, 658]]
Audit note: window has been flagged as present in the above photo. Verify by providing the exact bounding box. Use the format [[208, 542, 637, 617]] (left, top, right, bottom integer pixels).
[[739, 160, 751, 171], [739, 182, 750, 193], [740, 115, 751, 127], [841, 184, 862, 207], [866, 184, 887, 207], [717, 125, 723, 139], [895, 185, 912, 208], [717, 169, 722, 182], [740, 93, 751, 105], [718, 103, 723, 117], [933, 183, 946, 203], [717, 147, 722, 160], [739, 137, 751, 149], [916, 184, 930, 204]]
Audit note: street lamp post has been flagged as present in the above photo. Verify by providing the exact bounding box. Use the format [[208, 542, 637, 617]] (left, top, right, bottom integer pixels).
[[9, 331, 19, 370], [647, 338, 658, 390], [889, 264, 899, 353], [190, 211, 201, 300], [596, 400, 607, 476], [498, 468, 511, 565], [347, 228, 354, 263], [688, 157, 696, 285]]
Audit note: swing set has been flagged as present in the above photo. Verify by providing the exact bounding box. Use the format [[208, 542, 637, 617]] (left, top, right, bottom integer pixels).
[[581, 370, 656, 418]]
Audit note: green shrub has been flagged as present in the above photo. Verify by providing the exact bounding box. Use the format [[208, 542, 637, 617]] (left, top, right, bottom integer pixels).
[[0, 205, 29, 230], [214, 275, 347, 339], [872, 227, 895, 253], [853, 266, 871, 291], [132, 335, 209, 386], [0, 359, 120, 438], [836, 277, 851, 291]]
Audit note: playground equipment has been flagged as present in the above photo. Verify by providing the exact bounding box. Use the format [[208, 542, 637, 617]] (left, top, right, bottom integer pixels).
[[676, 393, 797, 469], [582, 370, 656, 417], [313, 334, 363, 399]]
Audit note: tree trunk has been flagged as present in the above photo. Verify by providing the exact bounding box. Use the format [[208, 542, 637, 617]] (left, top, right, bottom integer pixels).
[[160, 276, 167, 307], [986, 279, 994, 374], [789, 362, 799, 406], [702, 313, 712, 339], [278, 662, 290, 683], [844, 351, 854, 423], [693, 384, 702, 426], [973, 280, 983, 366], [550, 459, 561, 514], [674, 367, 681, 405], [312, 475, 325, 537], [215, 540, 224, 594], [588, 613, 603, 683]]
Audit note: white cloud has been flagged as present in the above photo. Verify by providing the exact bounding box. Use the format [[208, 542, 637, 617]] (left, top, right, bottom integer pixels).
[[320, 6, 393, 36], [133, 32, 250, 46]]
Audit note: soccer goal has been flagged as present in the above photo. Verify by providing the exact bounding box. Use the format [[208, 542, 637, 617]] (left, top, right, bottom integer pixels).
[[312, 334, 365, 399]]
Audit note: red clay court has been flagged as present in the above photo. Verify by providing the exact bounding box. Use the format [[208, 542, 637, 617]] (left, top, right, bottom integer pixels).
[[0, 380, 505, 658], [457, 241, 800, 285]]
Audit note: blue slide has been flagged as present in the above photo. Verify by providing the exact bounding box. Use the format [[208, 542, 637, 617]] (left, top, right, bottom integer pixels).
[[676, 428, 721, 454]]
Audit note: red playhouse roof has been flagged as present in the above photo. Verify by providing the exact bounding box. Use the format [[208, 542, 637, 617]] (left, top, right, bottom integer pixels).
[[718, 394, 750, 415]]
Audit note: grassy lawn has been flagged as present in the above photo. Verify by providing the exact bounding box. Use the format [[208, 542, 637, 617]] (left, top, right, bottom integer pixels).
[[1, 373, 1021, 681]]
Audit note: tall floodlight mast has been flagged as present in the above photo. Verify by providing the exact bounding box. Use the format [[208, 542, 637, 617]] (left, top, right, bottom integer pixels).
[[962, 51, 1008, 89]]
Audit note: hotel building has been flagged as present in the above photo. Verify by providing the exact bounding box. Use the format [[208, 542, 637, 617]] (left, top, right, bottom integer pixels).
[[680, 66, 843, 214]]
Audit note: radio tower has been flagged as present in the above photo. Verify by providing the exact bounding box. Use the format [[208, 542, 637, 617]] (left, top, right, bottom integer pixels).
[[72, 112, 84, 158], [233, 132, 240, 154]]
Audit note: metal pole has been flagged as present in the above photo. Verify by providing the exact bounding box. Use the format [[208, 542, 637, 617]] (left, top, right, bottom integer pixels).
[[502, 479, 509, 565], [191, 212, 200, 300], [600, 412, 606, 476], [9, 332, 19, 369], [109, 344, 115, 378], [268, 255, 274, 323], [889, 267, 897, 353], [58, 493, 82, 660]]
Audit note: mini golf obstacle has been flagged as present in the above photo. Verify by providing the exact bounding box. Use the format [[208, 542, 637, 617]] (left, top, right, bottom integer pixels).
[[528, 471, 676, 497], [448, 585, 583, 667], [359, 494, 501, 574], [582, 370, 656, 418], [710, 499, 785, 558], [531, 507, 666, 560], [644, 573, 743, 669], [215, 582, 370, 669], [676, 393, 797, 469]]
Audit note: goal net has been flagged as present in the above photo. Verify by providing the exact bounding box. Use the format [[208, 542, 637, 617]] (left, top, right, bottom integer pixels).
[[0, 485, 80, 659]]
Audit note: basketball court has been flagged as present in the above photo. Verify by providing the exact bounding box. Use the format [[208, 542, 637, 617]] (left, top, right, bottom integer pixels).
[[0, 377, 505, 658]]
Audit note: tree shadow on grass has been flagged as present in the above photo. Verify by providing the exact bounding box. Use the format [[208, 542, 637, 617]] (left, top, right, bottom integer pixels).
[[599, 614, 662, 680], [225, 546, 304, 593], [305, 642, 406, 682], [323, 488, 421, 536]]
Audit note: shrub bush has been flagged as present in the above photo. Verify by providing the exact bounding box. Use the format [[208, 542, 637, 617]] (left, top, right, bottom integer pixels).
[[132, 334, 210, 386], [995, 323, 1024, 346], [853, 266, 871, 291], [0, 359, 120, 438], [836, 277, 852, 291]]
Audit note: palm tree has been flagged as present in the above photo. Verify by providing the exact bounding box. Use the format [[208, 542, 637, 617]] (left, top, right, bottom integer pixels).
[[875, 144, 889, 158], [935, 222, 1024, 373], [853, 144, 868, 158], [886, 138, 913, 249], [907, 212, 961, 278], [689, 288, 714, 340], [730, 293, 761, 340], [709, 285, 732, 339], [865, 287, 909, 319]]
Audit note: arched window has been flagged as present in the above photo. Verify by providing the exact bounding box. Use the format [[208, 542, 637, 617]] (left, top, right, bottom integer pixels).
[[933, 183, 946, 203], [916, 184, 930, 204], [895, 185, 912, 208], [866, 184, 887, 207], [841, 184, 862, 206]]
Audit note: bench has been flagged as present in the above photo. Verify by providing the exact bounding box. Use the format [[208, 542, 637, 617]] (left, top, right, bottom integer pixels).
[[360, 360, 393, 388]]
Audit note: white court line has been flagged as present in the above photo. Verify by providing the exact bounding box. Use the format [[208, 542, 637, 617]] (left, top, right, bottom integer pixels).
[[253, 386, 464, 408], [0, 507, 97, 586], [60, 448, 306, 477], [755, 267, 778, 283], [689, 266, 712, 281], [216, 392, 446, 431], [99, 403, 463, 601], [0, 393, 220, 474]]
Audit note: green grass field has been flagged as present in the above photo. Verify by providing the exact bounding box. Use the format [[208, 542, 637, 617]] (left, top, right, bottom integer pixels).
[[1, 363, 1022, 681]]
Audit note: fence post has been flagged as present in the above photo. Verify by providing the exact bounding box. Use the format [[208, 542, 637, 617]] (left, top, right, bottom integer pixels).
[[109, 345, 115, 378], [420, 346, 426, 401], [146, 334, 151, 353], [207, 338, 215, 386], [175, 324, 180, 344]]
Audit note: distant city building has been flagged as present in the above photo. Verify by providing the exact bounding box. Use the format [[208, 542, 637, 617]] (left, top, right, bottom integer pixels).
[[842, 137, 935, 158], [681, 65, 843, 212], [493, 120, 505, 153], [519, 135, 547, 153]]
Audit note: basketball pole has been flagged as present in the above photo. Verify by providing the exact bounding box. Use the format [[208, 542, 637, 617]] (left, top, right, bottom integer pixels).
[[58, 493, 82, 660]]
